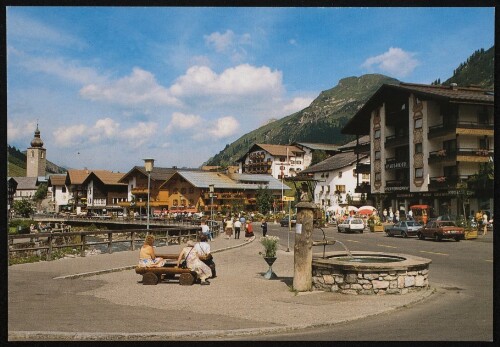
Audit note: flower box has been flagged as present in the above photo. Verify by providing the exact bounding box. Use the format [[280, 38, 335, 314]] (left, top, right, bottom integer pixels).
[[370, 225, 384, 232]]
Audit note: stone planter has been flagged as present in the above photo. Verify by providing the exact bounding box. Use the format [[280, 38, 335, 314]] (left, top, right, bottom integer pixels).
[[370, 225, 384, 232], [464, 228, 478, 240], [263, 257, 277, 279]]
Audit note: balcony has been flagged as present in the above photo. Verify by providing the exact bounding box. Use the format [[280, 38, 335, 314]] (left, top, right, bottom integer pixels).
[[429, 148, 492, 164], [354, 163, 371, 174], [385, 180, 409, 192], [131, 186, 149, 195], [354, 143, 370, 154], [385, 157, 409, 170], [385, 135, 409, 148], [428, 121, 494, 139], [428, 175, 469, 191], [355, 182, 371, 194]]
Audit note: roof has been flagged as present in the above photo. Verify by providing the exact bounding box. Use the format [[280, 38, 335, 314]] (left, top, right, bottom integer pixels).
[[300, 151, 367, 174], [119, 166, 179, 183], [342, 82, 494, 135], [293, 142, 340, 152], [337, 135, 371, 151], [237, 143, 305, 163], [66, 169, 92, 185], [48, 174, 67, 186], [172, 170, 290, 191], [82, 171, 127, 186], [11, 177, 39, 190]]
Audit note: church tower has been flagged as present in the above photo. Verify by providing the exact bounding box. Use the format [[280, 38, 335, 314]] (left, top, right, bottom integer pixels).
[[26, 124, 47, 177]]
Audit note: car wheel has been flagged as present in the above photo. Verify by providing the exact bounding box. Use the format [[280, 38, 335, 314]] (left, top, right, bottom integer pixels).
[[360, 229, 363, 233], [434, 233, 442, 242], [387, 231, 394, 237], [402, 231, 408, 238], [417, 232, 425, 240], [455, 236, 461, 242], [337, 227, 341, 233]]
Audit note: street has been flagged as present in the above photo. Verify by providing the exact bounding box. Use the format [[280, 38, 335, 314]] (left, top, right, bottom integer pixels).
[[238, 222, 494, 341]]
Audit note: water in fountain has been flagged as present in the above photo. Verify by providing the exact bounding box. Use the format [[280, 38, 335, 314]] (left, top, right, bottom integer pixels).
[[334, 240, 353, 259]]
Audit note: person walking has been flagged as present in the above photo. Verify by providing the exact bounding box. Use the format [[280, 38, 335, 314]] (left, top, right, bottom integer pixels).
[[261, 218, 268, 237], [234, 219, 241, 239], [239, 215, 246, 235], [482, 211, 488, 235], [245, 220, 254, 240], [225, 217, 234, 239], [200, 220, 212, 241]]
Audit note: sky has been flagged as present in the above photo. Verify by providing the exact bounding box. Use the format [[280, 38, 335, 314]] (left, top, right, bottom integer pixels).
[[7, 7, 494, 173]]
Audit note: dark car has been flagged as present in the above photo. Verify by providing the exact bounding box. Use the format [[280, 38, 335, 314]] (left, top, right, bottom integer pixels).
[[280, 215, 297, 227], [417, 220, 464, 242], [386, 221, 423, 238]]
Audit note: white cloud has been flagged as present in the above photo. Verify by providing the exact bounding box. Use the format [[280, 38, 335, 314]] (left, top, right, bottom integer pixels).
[[170, 64, 283, 98], [204, 30, 236, 52], [8, 12, 86, 49], [361, 47, 419, 78], [7, 119, 38, 142], [289, 39, 298, 46], [80, 67, 181, 107], [282, 97, 314, 114], [120, 122, 157, 147], [165, 112, 203, 133], [8, 48, 105, 85], [53, 124, 88, 147], [207, 116, 239, 139]]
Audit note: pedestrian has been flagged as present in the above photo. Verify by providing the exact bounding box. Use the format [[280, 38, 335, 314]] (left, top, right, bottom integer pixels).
[[482, 211, 488, 235], [225, 217, 234, 239], [234, 219, 241, 239], [261, 218, 268, 237], [407, 209, 413, 220], [194, 235, 216, 278], [239, 215, 246, 234], [176, 240, 212, 285], [245, 221, 254, 240], [200, 220, 212, 241], [383, 209, 387, 222]]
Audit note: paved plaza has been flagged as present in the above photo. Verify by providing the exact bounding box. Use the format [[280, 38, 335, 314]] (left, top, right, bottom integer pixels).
[[9, 234, 433, 341]]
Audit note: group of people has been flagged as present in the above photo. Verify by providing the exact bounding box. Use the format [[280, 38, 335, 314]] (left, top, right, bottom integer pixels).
[[138, 234, 215, 286], [223, 216, 261, 240]]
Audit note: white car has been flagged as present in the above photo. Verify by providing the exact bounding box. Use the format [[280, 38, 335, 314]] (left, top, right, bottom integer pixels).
[[337, 218, 365, 233]]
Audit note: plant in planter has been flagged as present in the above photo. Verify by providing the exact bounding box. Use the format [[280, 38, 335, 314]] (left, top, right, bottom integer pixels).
[[368, 215, 383, 232], [259, 235, 280, 279]]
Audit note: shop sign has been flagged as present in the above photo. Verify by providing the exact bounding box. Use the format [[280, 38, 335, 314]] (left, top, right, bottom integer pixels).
[[385, 186, 410, 192], [385, 161, 408, 170]]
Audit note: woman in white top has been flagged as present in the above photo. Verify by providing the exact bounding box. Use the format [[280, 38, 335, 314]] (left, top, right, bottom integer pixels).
[[234, 219, 241, 239], [225, 218, 234, 239]]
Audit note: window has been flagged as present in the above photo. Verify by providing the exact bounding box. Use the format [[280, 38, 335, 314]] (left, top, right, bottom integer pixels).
[[338, 171, 342, 178], [353, 170, 357, 177], [414, 118, 423, 129], [173, 187, 179, 194], [62, 186, 66, 193], [180, 188, 187, 194], [362, 173, 370, 181], [335, 185, 346, 193], [173, 199, 178, 206], [31, 150, 34, 158], [415, 168, 423, 178], [41, 152, 44, 159], [478, 107, 489, 124], [375, 151, 381, 160], [375, 173, 381, 182], [189, 187, 194, 194], [415, 143, 423, 154], [374, 129, 381, 139]]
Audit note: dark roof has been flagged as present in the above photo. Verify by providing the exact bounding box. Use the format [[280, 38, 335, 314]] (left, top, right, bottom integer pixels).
[[48, 174, 67, 186], [300, 151, 367, 174], [293, 142, 340, 152], [82, 171, 127, 186], [342, 82, 494, 135], [337, 135, 371, 151], [119, 166, 178, 183], [11, 177, 39, 190]]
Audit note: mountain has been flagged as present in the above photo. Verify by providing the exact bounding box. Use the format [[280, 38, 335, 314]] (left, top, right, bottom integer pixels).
[[7, 145, 67, 177], [208, 46, 494, 167], [206, 74, 399, 166], [437, 46, 494, 89]]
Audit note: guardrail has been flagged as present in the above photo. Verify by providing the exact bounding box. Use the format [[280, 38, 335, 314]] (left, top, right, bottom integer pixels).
[[8, 220, 223, 263]]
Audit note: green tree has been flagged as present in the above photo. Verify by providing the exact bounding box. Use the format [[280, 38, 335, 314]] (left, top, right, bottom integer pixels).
[[12, 199, 35, 217], [33, 183, 48, 202], [468, 161, 494, 194], [255, 185, 274, 214]]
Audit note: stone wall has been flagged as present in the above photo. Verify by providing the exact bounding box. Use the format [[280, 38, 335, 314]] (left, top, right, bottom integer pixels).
[[312, 267, 430, 295]]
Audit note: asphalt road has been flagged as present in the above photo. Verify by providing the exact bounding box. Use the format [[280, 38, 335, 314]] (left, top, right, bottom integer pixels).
[[239, 222, 494, 341]]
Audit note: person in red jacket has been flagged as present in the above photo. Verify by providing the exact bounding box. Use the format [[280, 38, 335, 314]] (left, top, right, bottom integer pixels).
[[245, 220, 254, 240]]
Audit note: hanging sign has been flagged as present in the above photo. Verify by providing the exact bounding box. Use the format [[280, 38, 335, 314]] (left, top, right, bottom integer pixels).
[[295, 223, 302, 234]]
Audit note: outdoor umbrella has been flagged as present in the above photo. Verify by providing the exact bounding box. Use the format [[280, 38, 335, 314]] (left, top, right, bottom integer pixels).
[[358, 208, 374, 215], [358, 205, 376, 211], [346, 206, 359, 212]]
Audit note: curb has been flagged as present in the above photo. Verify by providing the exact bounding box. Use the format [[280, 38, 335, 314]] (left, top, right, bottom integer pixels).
[[53, 236, 255, 280], [9, 287, 435, 340]]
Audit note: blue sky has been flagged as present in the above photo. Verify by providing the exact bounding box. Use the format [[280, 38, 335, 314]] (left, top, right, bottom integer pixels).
[[7, 7, 494, 172]]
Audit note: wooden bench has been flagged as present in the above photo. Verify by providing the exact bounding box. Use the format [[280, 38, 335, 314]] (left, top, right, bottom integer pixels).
[[135, 253, 213, 285]]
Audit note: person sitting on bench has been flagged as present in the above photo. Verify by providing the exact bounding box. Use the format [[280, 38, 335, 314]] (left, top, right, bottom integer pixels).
[[138, 235, 167, 268], [176, 240, 212, 285], [194, 235, 216, 278]]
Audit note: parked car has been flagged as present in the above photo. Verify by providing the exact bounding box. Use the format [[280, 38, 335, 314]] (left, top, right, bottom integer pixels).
[[337, 218, 365, 233], [386, 221, 423, 238], [280, 215, 297, 227], [417, 220, 464, 241]]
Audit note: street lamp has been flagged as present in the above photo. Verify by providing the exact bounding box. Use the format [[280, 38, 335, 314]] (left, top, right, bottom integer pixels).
[[209, 184, 215, 225], [143, 158, 155, 233]]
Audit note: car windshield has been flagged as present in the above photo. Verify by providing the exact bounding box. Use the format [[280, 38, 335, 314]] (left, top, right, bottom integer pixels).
[[406, 222, 420, 227], [351, 219, 363, 224]]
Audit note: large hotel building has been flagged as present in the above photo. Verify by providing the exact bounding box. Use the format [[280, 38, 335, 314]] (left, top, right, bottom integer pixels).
[[342, 82, 494, 218]]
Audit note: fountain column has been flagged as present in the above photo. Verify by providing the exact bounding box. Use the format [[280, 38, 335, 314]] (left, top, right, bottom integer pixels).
[[293, 186, 318, 291]]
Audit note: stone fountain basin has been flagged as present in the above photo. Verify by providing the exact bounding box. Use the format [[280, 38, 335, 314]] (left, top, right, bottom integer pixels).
[[312, 251, 432, 295]]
